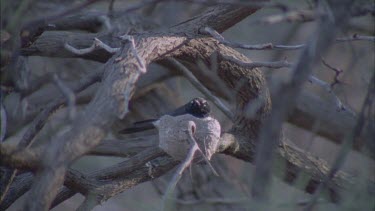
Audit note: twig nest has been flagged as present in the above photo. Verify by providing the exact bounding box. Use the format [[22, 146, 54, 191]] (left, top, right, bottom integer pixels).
[[157, 114, 221, 161]]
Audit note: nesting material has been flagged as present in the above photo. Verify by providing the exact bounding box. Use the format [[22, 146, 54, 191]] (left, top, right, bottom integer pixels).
[[157, 114, 221, 161]]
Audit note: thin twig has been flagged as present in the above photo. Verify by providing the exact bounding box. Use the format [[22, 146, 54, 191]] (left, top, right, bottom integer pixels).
[[174, 197, 248, 205], [167, 58, 234, 120], [252, 9, 319, 25], [204, 27, 306, 50], [107, 0, 116, 18], [308, 75, 353, 114], [336, 34, 375, 42], [224, 52, 352, 114], [162, 123, 199, 210], [53, 74, 77, 121], [64, 38, 120, 55], [321, 58, 343, 89], [162, 121, 218, 209], [0, 101, 6, 142], [252, 4, 375, 25], [196, 58, 234, 101]]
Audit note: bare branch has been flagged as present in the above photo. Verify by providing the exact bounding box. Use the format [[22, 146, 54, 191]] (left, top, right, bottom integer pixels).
[[336, 34, 375, 42], [204, 27, 375, 54], [0, 101, 62, 203], [203, 26, 306, 50], [76, 193, 99, 211], [321, 58, 343, 88], [20, 0, 103, 47], [289, 90, 372, 157], [93, 148, 163, 180], [64, 38, 120, 55], [0, 172, 33, 211], [89, 136, 157, 157], [163, 122, 199, 210], [174, 196, 248, 205], [253, 9, 319, 25], [0, 143, 42, 170], [119, 35, 147, 73], [166, 58, 234, 120], [98, 15, 113, 32], [220, 53, 293, 69], [224, 54, 354, 117], [0, 71, 100, 204], [308, 75, 353, 113], [251, 4, 374, 25], [305, 73, 374, 210], [53, 74, 77, 120], [0, 102, 6, 142]]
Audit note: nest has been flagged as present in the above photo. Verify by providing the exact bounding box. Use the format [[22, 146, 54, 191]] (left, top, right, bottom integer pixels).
[[157, 114, 221, 161]]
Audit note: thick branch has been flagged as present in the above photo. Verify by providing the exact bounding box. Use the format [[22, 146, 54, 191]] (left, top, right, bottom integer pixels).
[[290, 91, 371, 156]]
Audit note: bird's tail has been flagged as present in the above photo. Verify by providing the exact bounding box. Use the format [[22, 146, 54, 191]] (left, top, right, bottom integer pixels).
[[119, 119, 158, 134]]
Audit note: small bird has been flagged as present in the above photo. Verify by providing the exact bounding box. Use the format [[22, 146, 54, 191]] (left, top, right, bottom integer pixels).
[[119, 97, 211, 134]]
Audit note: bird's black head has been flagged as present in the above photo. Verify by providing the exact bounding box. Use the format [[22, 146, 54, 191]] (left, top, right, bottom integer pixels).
[[185, 97, 210, 118]]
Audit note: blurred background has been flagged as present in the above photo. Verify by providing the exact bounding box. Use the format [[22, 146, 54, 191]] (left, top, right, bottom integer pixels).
[[1, 0, 374, 210]]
